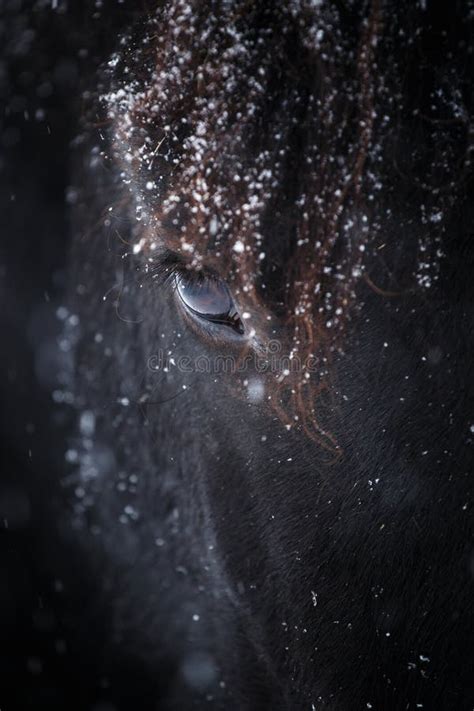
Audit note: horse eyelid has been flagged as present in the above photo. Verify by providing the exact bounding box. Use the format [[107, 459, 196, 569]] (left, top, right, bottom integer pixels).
[[148, 250, 245, 335]]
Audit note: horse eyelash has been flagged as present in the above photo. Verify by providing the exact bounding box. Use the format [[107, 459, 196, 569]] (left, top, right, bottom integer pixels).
[[145, 252, 244, 339], [147, 251, 188, 292], [149, 251, 225, 295]]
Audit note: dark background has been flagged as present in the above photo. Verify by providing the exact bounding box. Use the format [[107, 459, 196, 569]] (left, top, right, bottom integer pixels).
[[0, 2, 152, 708]]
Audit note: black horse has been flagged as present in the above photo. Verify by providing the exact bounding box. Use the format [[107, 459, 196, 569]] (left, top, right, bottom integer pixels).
[[1, 1, 472, 709]]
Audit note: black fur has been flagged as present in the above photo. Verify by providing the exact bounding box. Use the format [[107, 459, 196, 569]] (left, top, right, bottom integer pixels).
[[1, 1, 472, 710]]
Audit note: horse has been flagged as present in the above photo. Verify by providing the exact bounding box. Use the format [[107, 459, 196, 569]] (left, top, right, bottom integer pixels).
[[58, 0, 473, 708]]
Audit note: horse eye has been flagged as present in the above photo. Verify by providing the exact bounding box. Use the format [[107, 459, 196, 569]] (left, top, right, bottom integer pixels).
[[175, 272, 245, 335]]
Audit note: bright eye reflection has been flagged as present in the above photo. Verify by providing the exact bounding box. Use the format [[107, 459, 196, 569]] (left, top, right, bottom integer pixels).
[[175, 272, 245, 335]]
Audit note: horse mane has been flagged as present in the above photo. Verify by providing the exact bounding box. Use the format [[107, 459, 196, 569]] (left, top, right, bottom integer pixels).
[[101, 0, 466, 447]]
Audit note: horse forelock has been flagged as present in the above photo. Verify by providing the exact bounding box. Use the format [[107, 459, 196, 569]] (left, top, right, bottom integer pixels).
[[100, 0, 458, 446]]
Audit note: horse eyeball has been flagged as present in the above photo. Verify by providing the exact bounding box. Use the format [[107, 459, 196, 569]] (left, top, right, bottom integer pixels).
[[175, 272, 245, 335]]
